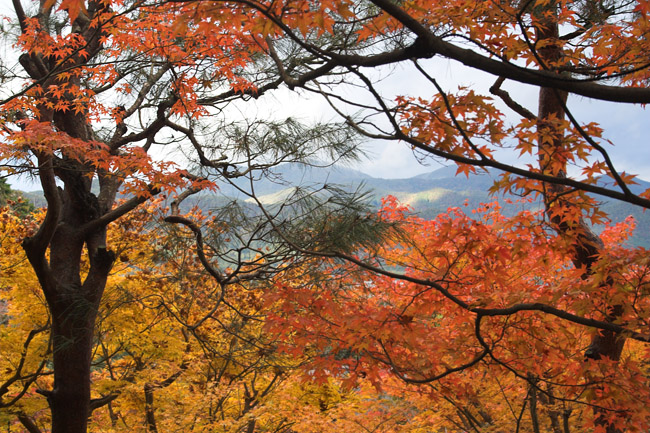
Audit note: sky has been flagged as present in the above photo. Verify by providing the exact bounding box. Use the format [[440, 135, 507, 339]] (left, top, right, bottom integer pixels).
[[2, 6, 649, 190], [353, 90, 649, 181], [265, 58, 650, 182], [7, 60, 649, 190]]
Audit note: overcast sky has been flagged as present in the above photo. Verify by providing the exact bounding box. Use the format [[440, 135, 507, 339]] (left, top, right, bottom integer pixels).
[[351, 91, 649, 181], [271, 58, 650, 182], [3, 17, 648, 190]]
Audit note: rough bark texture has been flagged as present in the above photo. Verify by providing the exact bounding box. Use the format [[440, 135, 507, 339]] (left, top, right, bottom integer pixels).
[[536, 5, 625, 432], [17, 7, 117, 432], [22, 161, 114, 433], [22, 186, 114, 433]]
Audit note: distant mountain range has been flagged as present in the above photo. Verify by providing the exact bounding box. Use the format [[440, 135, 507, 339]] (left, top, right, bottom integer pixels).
[[19, 164, 650, 247], [211, 163, 649, 247]]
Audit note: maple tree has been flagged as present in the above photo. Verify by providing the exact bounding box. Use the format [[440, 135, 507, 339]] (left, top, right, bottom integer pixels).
[[1, 202, 365, 433], [267, 198, 650, 432], [233, 2, 650, 432], [83, 206, 308, 433], [0, 206, 50, 431], [0, 0, 365, 431], [195, 0, 650, 432]]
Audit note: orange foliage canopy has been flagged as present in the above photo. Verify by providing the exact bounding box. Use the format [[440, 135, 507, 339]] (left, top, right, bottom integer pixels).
[[267, 197, 650, 432]]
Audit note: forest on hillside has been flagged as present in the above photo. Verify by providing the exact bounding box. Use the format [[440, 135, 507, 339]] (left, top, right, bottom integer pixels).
[[1, 1, 650, 433]]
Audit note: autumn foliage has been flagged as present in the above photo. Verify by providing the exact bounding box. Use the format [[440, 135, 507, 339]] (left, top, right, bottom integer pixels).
[[0, 202, 349, 432], [267, 197, 650, 432], [3, 194, 648, 432], [2, 0, 650, 432]]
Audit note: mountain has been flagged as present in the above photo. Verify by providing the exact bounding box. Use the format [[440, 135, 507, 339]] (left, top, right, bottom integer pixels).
[[364, 166, 511, 218], [16, 164, 649, 247], [216, 164, 372, 198], [233, 164, 523, 215], [222, 163, 648, 247]]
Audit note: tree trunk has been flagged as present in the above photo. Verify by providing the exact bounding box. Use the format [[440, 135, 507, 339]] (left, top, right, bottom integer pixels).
[[20, 87, 115, 433], [535, 4, 625, 432], [13, 2, 153, 432], [25, 208, 114, 433], [49, 320, 95, 433]]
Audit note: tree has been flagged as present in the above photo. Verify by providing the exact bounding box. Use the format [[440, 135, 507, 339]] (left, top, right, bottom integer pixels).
[[224, 2, 650, 432], [0, 0, 365, 432], [83, 204, 302, 433], [1, 202, 338, 433], [0, 206, 50, 431]]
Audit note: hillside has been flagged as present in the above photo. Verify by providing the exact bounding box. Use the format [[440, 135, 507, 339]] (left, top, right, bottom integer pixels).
[[212, 164, 649, 247], [18, 164, 649, 247]]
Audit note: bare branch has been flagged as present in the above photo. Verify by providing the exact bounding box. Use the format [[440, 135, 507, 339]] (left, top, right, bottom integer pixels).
[[490, 77, 537, 120], [169, 186, 202, 216], [163, 215, 225, 286], [12, 0, 28, 32], [110, 98, 175, 150]]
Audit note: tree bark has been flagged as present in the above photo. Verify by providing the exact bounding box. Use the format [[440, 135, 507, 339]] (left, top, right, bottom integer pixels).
[[24, 206, 114, 433], [535, 4, 624, 433], [19, 46, 114, 433], [12, 1, 124, 430]]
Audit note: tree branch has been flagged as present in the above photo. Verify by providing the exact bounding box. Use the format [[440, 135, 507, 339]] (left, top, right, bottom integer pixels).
[[0, 325, 50, 409], [21, 154, 60, 297], [79, 186, 160, 236], [376, 124, 650, 209], [320, 77, 650, 209], [12, 0, 28, 32], [377, 339, 488, 384], [89, 394, 118, 414], [247, 190, 650, 344], [110, 98, 175, 150], [366, 0, 650, 103], [163, 215, 225, 286], [489, 77, 537, 120], [17, 413, 43, 433]]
